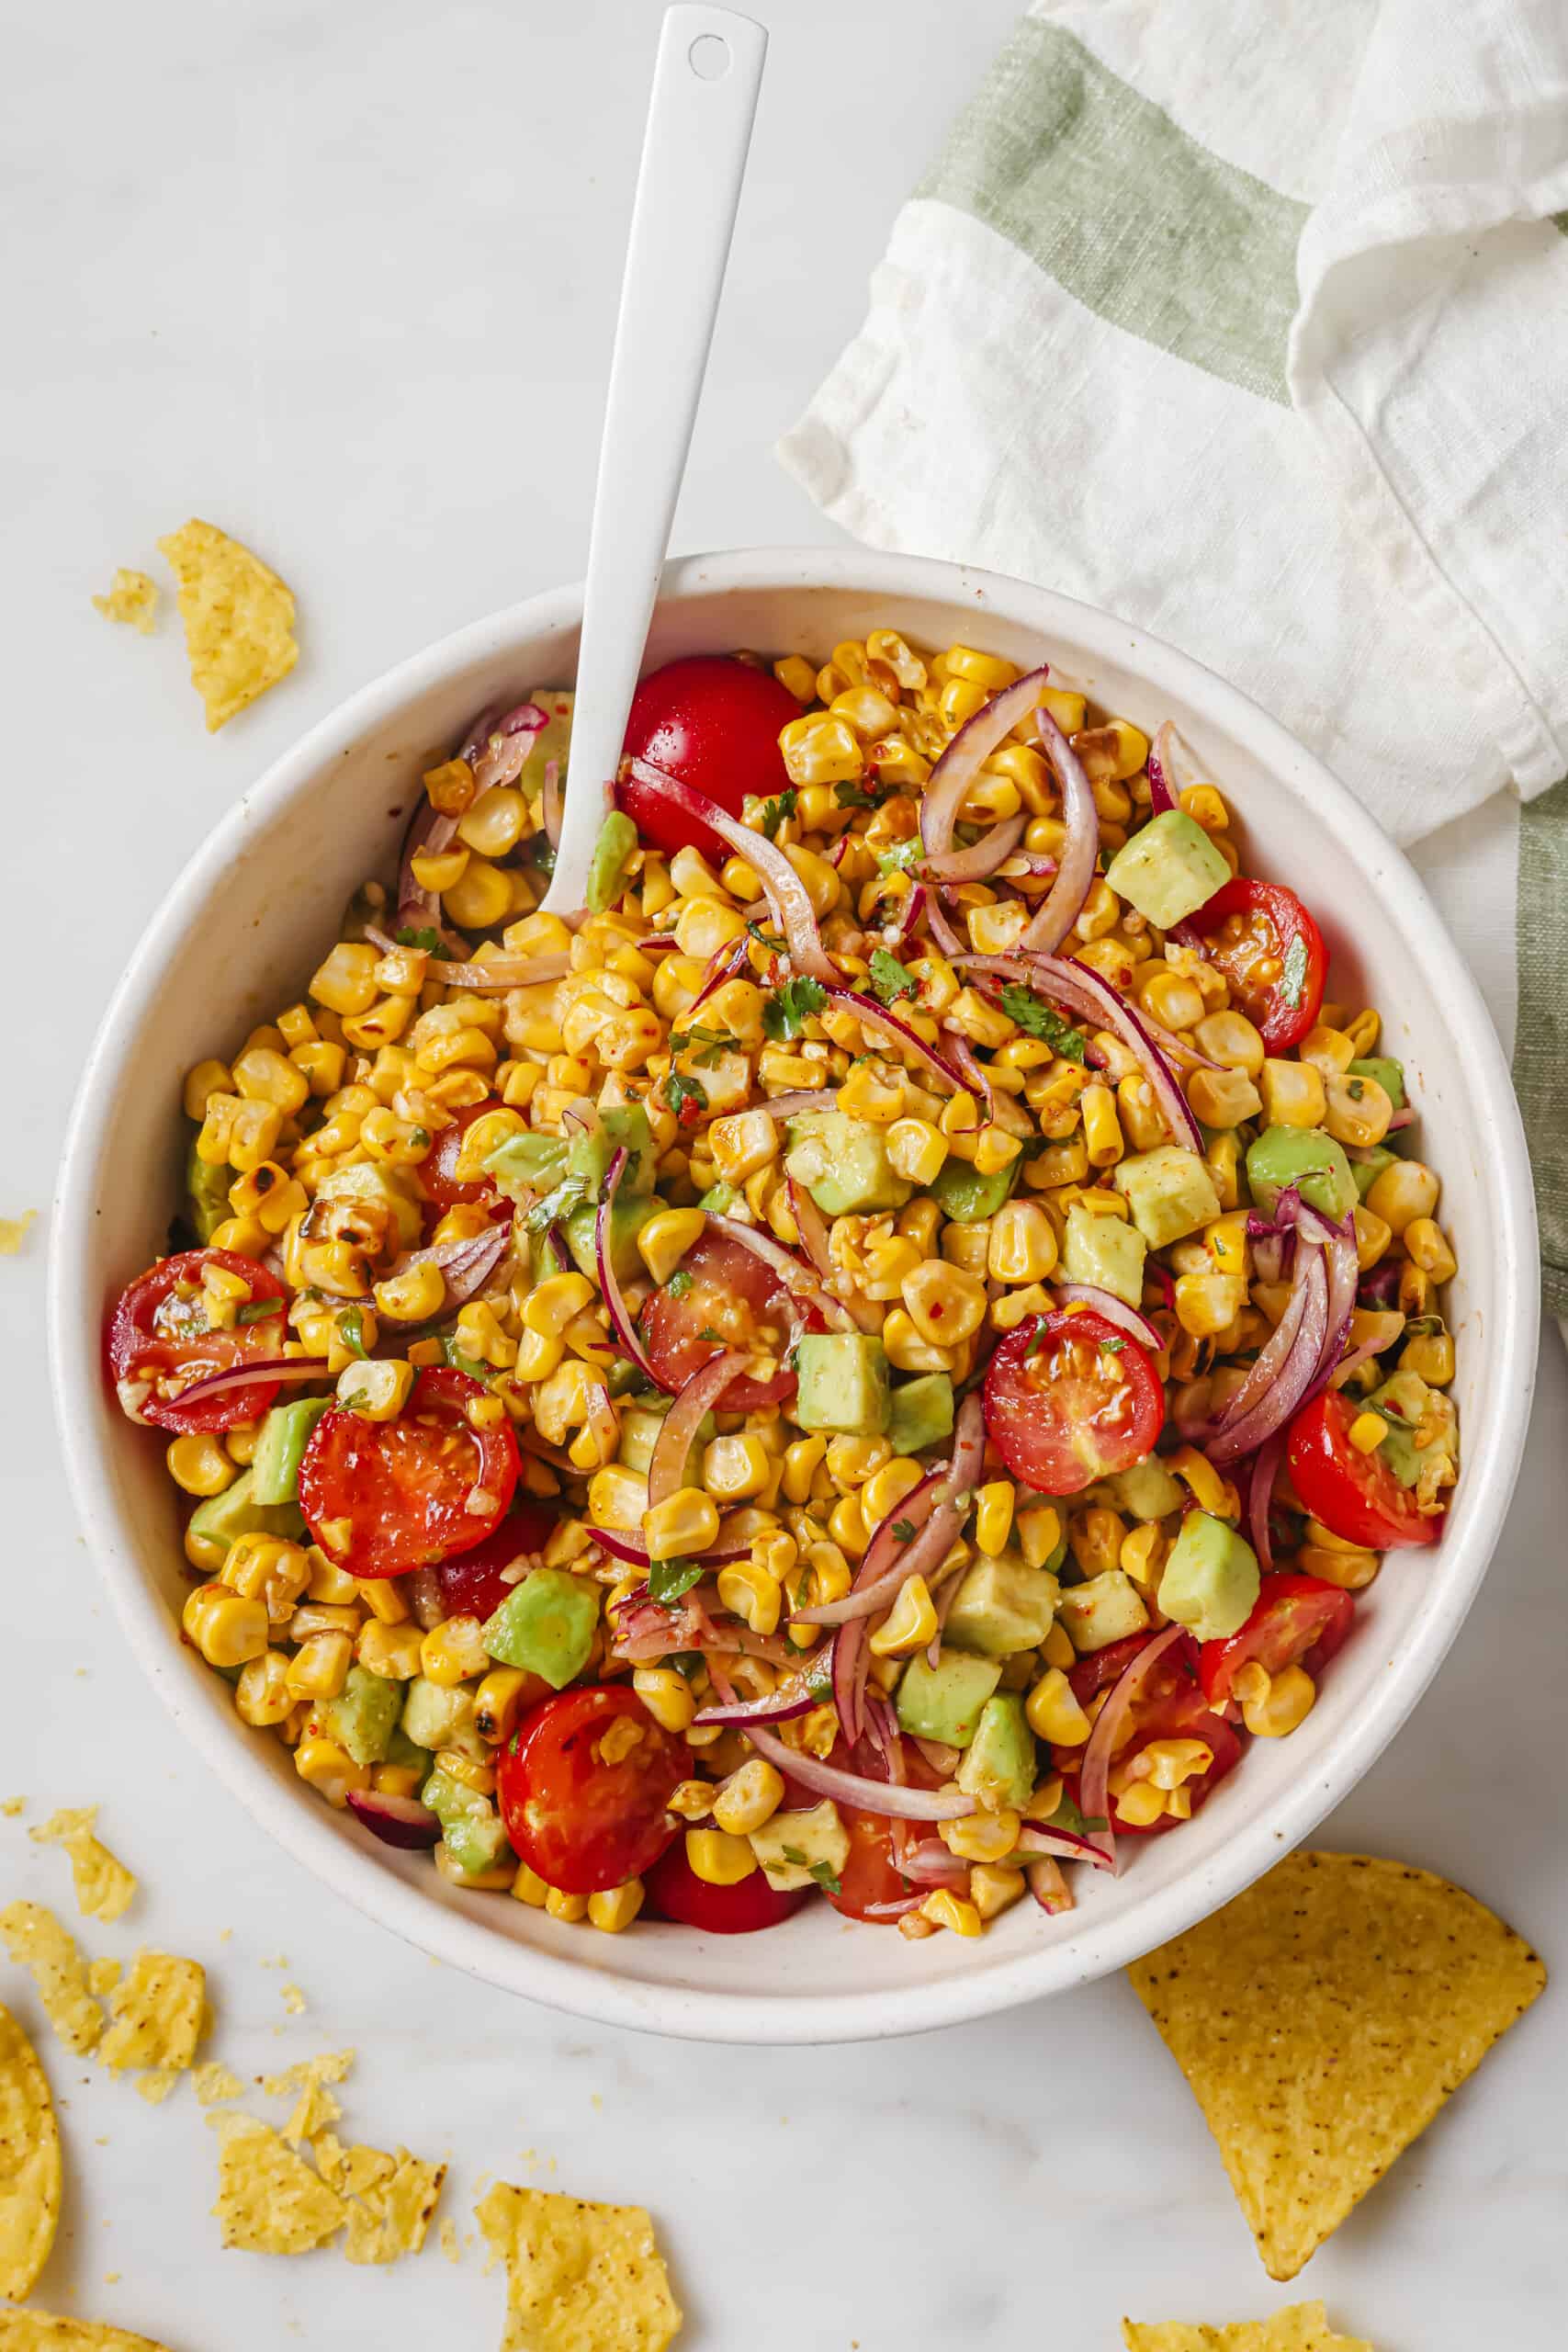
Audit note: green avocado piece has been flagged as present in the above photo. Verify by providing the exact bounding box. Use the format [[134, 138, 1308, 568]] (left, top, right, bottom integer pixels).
[[784, 1112, 913, 1217], [1349, 1055, 1405, 1112], [185, 1469, 306, 1572], [1158, 1510, 1260, 1642], [441, 1815, 513, 1880], [486, 1132, 569, 1201], [615, 1403, 714, 1481], [586, 810, 638, 915], [1246, 1125, 1357, 1222], [793, 1333, 891, 1437], [1112, 1145, 1223, 1249], [696, 1182, 741, 1215], [384, 1722, 434, 1778], [316, 1666, 402, 1768], [1104, 808, 1232, 929], [886, 1373, 953, 1457], [422, 1767, 491, 1833], [562, 1193, 658, 1284], [314, 1159, 423, 1251], [186, 1141, 231, 1244], [955, 1693, 1036, 1811], [401, 1676, 481, 1757], [1057, 1568, 1152, 1653], [1351, 1143, 1399, 1202], [594, 1105, 657, 1193], [928, 1156, 1019, 1224], [749, 1801, 851, 1891], [251, 1398, 332, 1507], [894, 1648, 1002, 1747], [1061, 1202, 1148, 1307], [944, 1551, 1061, 1657], [1368, 1368, 1458, 1492], [480, 1569, 598, 1690], [1094, 1457, 1185, 1521]]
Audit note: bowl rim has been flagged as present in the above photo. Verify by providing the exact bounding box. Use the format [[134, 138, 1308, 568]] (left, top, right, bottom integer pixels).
[[49, 545, 1540, 2043]]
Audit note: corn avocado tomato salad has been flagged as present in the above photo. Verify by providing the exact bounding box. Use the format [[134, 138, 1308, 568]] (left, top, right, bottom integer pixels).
[[107, 639, 1461, 1941]]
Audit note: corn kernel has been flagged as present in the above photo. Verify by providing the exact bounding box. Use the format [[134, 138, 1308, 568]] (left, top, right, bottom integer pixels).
[[940, 1807, 1021, 1864], [973, 1481, 1014, 1557], [544, 1886, 590, 1922], [1016, 1505, 1063, 1571], [1258, 1058, 1327, 1128], [420, 1615, 491, 1687], [632, 1666, 697, 1735], [686, 1827, 758, 1885], [356, 1621, 424, 1679], [716, 1557, 782, 1636], [868, 1573, 938, 1657], [713, 1758, 785, 1838], [643, 1487, 721, 1561], [1025, 1667, 1091, 1746], [1365, 1159, 1440, 1237], [285, 1631, 354, 1702], [1404, 1216, 1457, 1283], [309, 942, 379, 1018], [900, 1259, 987, 1347], [587, 1881, 645, 1934], [233, 1651, 294, 1726], [1116, 1781, 1169, 1827], [294, 1736, 369, 1808], [166, 1431, 237, 1498], [919, 1889, 983, 1938], [1242, 1663, 1316, 1737]]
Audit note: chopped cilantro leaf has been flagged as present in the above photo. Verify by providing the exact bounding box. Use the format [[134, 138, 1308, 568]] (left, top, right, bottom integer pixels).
[[874, 840, 924, 876], [1024, 1318, 1049, 1361], [1280, 932, 1310, 1011], [670, 1024, 729, 1069], [868, 946, 919, 1005], [393, 925, 453, 960], [835, 777, 891, 811], [891, 1519, 917, 1543], [747, 922, 788, 954], [338, 1306, 368, 1360], [998, 984, 1089, 1063], [525, 1172, 591, 1234], [697, 1327, 723, 1343], [666, 1269, 694, 1300], [1046, 1791, 1108, 1838], [531, 839, 557, 876], [778, 1847, 842, 1894], [667, 1650, 705, 1680], [235, 1297, 283, 1325], [761, 976, 828, 1042], [663, 1069, 709, 1125], [648, 1557, 705, 1606], [440, 1337, 492, 1381], [1100, 1335, 1126, 1355], [760, 786, 798, 840]]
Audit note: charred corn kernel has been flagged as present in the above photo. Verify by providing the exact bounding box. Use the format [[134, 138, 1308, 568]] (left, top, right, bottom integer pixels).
[[1168, 1444, 1236, 1519], [1193, 1008, 1265, 1075], [220, 1532, 311, 1620], [1324, 1070, 1393, 1148], [919, 1888, 983, 1938], [542, 1886, 589, 1923], [828, 1491, 868, 1556], [940, 1806, 1021, 1864], [1243, 1663, 1316, 1737], [1396, 1262, 1434, 1317], [1404, 1216, 1457, 1282], [335, 1356, 414, 1421], [712, 1758, 785, 1838], [584, 1881, 644, 1935], [716, 1557, 782, 1637], [522, 1272, 594, 1340], [1402, 1326, 1456, 1385], [182, 1583, 267, 1668], [233, 1651, 293, 1726], [1016, 1504, 1063, 1571], [420, 1615, 491, 1687], [970, 1863, 1027, 1921], [685, 1826, 758, 1885], [422, 754, 477, 814], [586, 1462, 648, 1532], [1258, 1058, 1327, 1127], [703, 1433, 773, 1506], [1174, 1272, 1247, 1340], [886, 1116, 948, 1187], [373, 1259, 446, 1326], [166, 1431, 236, 1498], [783, 1434, 828, 1503], [632, 1667, 698, 1735], [355, 1620, 424, 1679], [309, 941, 379, 1017], [473, 1668, 537, 1745], [707, 1109, 776, 1185], [901, 1259, 988, 1347], [294, 1736, 368, 1807], [643, 1487, 720, 1559], [232, 1045, 310, 1118], [285, 1632, 353, 1702], [986, 1200, 1057, 1285], [974, 1481, 1014, 1557], [861, 1456, 926, 1532], [1366, 1159, 1439, 1236], [868, 1573, 938, 1657], [1116, 1781, 1169, 1827]]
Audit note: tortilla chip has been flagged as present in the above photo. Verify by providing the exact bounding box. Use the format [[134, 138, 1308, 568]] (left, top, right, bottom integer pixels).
[[281, 2075, 343, 2149], [1122, 2304, 1376, 2350], [87, 1962, 120, 1998], [477, 2182, 682, 2352], [330, 2145, 445, 2267], [190, 2064, 243, 2107], [441, 2217, 462, 2264], [29, 1810, 136, 1925], [157, 520, 298, 732], [1127, 1851, 1546, 2280], [260, 2049, 354, 2101], [210, 2113, 345, 2256], [98, 1953, 206, 2085], [92, 569, 159, 636], [0, 1905, 102, 2056], [0, 2314, 177, 2350], [0, 2003, 61, 2302]]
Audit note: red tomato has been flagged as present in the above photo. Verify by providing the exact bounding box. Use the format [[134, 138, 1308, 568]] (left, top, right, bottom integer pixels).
[[1287, 1389, 1441, 1550], [1199, 1574, 1355, 1707], [643, 1837, 809, 1933], [106, 1248, 290, 1433], [618, 654, 800, 858], [640, 1231, 800, 1412], [1067, 1630, 1195, 1710], [298, 1366, 519, 1578], [1189, 877, 1326, 1052], [984, 1313, 1165, 1496], [420, 1102, 509, 1225], [497, 1685, 685, 1895], [1109, 1686, 1243, 1838], [784, 1737, 944, 1922], [431, 1498, 558, 1623]]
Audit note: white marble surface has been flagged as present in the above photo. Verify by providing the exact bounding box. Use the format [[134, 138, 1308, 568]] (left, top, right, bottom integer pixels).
[[4, 4, 1563, 2346]]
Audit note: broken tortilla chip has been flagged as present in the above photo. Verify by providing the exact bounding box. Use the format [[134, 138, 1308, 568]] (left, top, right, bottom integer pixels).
[[210, 2113, 345, 2256], [1127, 1850, 1546, 2280], [92, 570, 159, 636], [98, 1953, 206, 2090], [0, 1219, 34, 1260], [1123, 2303, 1376, 2350], [0, 1905, 101, 2057], [0, 2316, 178, 2350], [29, 1810, 136, 1925], [0, 2003, 61, 2303], [477, 2181, 682, 2352], [157, 519, 297, 732], [190, 2064, 243, 2107]]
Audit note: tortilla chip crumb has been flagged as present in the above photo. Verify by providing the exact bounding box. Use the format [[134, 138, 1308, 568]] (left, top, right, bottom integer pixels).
[[0, 2000, 62, 2301], [87, 1961, 121, 1998], [98, 1951, 206, 2085], [282, 2075, 343, 2149], [0, 1799, 22, 1818], [477, 2181, 682, 2352], [93, 569, 159, 635], [280, 1983, 307, 2016], [1123, 2304, 1376, 2350], [322, 2141, 446, 2267], [0, 1216, 35, 1258], [157, 518, 298, 731], [30, 1808, 138, 1924], [190, 2062, 244, 2107], [211, 2111, 346, 2256], [440, 2216, 462, 2265], [261, 2049, 354, 2101], [133, 2068, 181, 2107], [0, 1902, 103, 2055]]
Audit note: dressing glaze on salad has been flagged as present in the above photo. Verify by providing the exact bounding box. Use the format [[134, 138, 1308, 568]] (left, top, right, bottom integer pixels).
[[107, 637, 1461, 1939]]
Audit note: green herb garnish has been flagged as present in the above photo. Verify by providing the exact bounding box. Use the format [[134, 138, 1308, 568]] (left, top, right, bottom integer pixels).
[[1100, 1335, 1126, 1355], [1279, 932, 1310, 1011], [667, 1651, 705, 1680], [780, 1846, 842, 1894], [998, 984, 1089, 1063], [760, 786, 798, 840], [868, 946, 919, 1005], [648, 1557, 705, 1606], [235, 1297, 284, 1325], [1044, 1791, 1108, 1838], [525, 1172, 591, 1235], [761, 975, 829, 1042], [339, 1306, 368, 1360], [666, 1269, 694, 1300], [393, 925, 454, 960], [670, 1024, 730, 1069], [1024, 1318, 1049, 1361], [891, 1519, 917, 1543], [874, 840, 924, 876], [835, 778, 891, 811], [440, 1337, 491, 1381], [663, 1069, 710, 1123]]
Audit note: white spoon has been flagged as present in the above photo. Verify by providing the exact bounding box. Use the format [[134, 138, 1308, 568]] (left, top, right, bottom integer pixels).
[[540, 4, 767, 916]]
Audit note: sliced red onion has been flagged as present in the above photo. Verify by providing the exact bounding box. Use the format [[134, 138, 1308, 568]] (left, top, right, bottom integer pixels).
[[1050, 1283, 1164, 1351], [626, 759, 835, 981], [919, 664, 1052, 861], [611, 1610, 795, 1668], [595, 1148, 666, 1393], [784, 1174, 833, 1283], [895, 1838, 970, 1887], [345, 1789, 441, 1850], [942, 1027, 995, 1123], [1387, 1106, 1414, 1131], [1027, 1858, 1075, 1916], [1148, 723, 1182, 814], [738, 1723, 973, 1822], [405, 1567, 446, 1631], [470, 700, 548, 796], [692, 1649, 834, 1729], [926, 894, 966, 959], [587, 1526, 749, 1567], [1200, 1267, 1313, 1444], [1247, 1432, 1286, 1571], [1327, 1307, 1404, 1389], [1079, 1622, 1188, 1873], [1206, 1250, 1327, 1465], [1015, 1822, 1109, 1868], [386, 1227, 509, 1312], [797, 1394, 985, 1628], [427, 954, 570, 992], [960, 951, 1201, 1151], [542, 756, 562, 850], [1019, 710, 1099, 953], [895, 882, 927, 949], [862, 1894, 927, 1919], [706, 1213, 858, 1335], [647, 1348, 746, 1508], [1252, 1230, 1289, 1284], [822, 988, 966, 1092], [755, 1089, 840, 1123], [165, 1355, 330, 1406], [687, 933, 750, 1018], [922, 813, 1028, 884]]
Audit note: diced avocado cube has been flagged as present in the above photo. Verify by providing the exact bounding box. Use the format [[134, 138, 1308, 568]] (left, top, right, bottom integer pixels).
[[1095, 1458, 1185, 1521], [1113, 1146, 1223, 1249], [1061, 1203, 1148, 1308], [185, 1469, 305, 1572], [486, 1132, 569, 1202], [928, 1156, 1021, 1224], [384, 1722, 433, 1778], [593, 1105, 657, 1194], [697, 1182, 741, 1215], [440, 1816, 513, 1881], [422, 1767, 490, 1834], [1349, 1056, 1405, 1112], [1158, 1511, 1260, 1642], [750, 1800, 850, 1892], [1104, 808, 1232, 930], [1057, 1568, 1152, 1654], [586, 810, 638, 915], [316, 1666, 402, 1768], [887, 1373, 953, 1458], [784, 1112, 913, 1217], [186, 1140, 231, 1244], [480, 1569, 598, 1690], [956, 1694, 1036, 1811], [944, 1551, 1061, 1657], [401, 1677, 480, 1757], [1368, 1369, 1458, 1492], [793, 1334, 891, 1437], [616, 1407, 666, 1477], [1351, 1143, 1399, 1202], [562, 1193, 658, 1284], [251, 1398, 332, 1507], [894, 1648, 1002, 1747], [1245, 1125, 1357, 1223]]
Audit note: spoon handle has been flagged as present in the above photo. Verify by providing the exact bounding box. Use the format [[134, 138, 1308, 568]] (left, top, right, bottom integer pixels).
[[542, 5, 767, 914]]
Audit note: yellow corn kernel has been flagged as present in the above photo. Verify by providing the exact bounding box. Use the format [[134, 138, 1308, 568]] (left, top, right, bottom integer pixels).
[[454, 1300, 517, 1372], [355, 1620, 424, 1679], [232, 1045, 310, 1119], [1192, 1008, 1264, 1075], [828, 1491, 868, 1557], [712, 1758, 785, 1838], [586, 1881, 645, 1934], [779, 713, 863, 787], [1121, 1522, 1167, 1590], [468, 1668, 533, 1745], [1135, 966, 1205, 1033], [868, 1573, 938, 1657], [1324, 1069, 1393, 1149], [1116, 1781, 1169, 1827], [969, 1863, 1027, 1922], [973, 1481, 1014, 1558], [228, 1101, 285, 1173], [542, 1885, 589, 1923], [703, 1434, 773, 1507], [1174, 1272, 1247, 1340], [1404, 1216, 1457, 1283], [586, 1464, 649, 1535], [884, 1116, 947, 1187], [972, 1124, 1022, 1177], [861, 1457, 927, 1534], [824, 1434, 892, 1489], [716, 1557, 782, 1637], [1348, 1409, 1388, 1455], [1016, 1504, 1063, 1571], [232, 1651, 294, 1726], [220, 1532, 311, 1622], [919, 1888, 983, 1939], [983, 1199, 1055, 1285], [420, 1616, 491, 1687], [370, 1259, 445, 1326], [1365, 1159, 1439, 1237], [309, 942, 379, 1018], [223, 1421, 263, 1467], [351, 1563, 403, 1613], [1167, 1444, 1237, 1519], [940, 1806, 1021, 1864], [706, 1109, 776, 1186], [1076, 1083, 1122, 1169], [165, 1431, 237, 1498], [1242, 1663, 1317, 1737], [457, 784, 528, 860], [1402, 1326, 1456, 1385], [435, 855, 506, 931], [642, 1487, 720, 1560], [183, 1057, 235, 1122], [434, 1748, 496, 1799], [520, 1272, 593, 1342], [334, 1357, 415, 1422], [631, 1666, 697, 1736], [1258, 1058, 1327, 1128], [782, 1434, 827, 1504], [900, 1259, 988, 1347], [1299, 1023, 1356, 1078], [285, 1632, 354, 1702], [1187, 1065, 1263, 1131], [294, 1736, 369, 1808], [800, 1540, 852, 1611], [506, 1862, 548, 1909], [669, 1780, 715, 1822], [773, 653, 818, 702], [686, 1827, 758, 1885]]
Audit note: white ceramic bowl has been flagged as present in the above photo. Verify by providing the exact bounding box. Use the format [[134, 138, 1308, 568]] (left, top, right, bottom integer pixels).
[[51, 548, 1538, 2043]]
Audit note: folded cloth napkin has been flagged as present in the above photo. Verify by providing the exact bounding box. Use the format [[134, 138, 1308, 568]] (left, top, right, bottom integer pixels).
[[781, 0, 1568, 1316]]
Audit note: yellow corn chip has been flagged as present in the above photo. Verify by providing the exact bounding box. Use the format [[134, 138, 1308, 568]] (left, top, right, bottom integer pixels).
[[87, 1962, 120, 1998], [260, 2048, 354, 2101], [282, 2075, 343, 2148], [335, 2146, 445, 2267], [0, 1905, 101, 2056], [210, 2113, 345, 2256], [0, 2314, 177, 2350], [190, 2063, 243, 2107], [441, 2216, 462, 2264], [0, 2003, 61, 2303], [98, 1953, 205, 2086], [477, 2182, 682, 2352], [157, 519, 298, 732], [1123, 2303, 1376, 2350], [1128, 1850, 1546, 2280], [29, 1810, 136, 1925], [279, 1984, 307, 2016], [92, 569, 159, 636]]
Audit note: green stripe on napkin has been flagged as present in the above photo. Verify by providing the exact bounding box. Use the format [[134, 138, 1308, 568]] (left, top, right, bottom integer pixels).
[[1515, 778, 1568, 1316], [916, 18, 1306, 405]]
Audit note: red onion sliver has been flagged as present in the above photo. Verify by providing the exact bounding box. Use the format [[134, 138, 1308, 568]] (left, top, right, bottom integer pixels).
[[687, 933, 750, 1018], [595, 1148, 666, 1392], [919, 664, 1052, 861], [428, 955, 570, 992], [1050, 1283, 1164, 1351], [647, 1349, 746, 1508], [625, 759, 835, 981], [754, 1089, 840, 1122], [1148, 723, 1181, 815], [1027, 1858, 1076, 1915], [587, 1526, 748, 1568], [1207, 1250, 1328, 1465], [705, 1213, 858, 1335], [959, 951, 1201, 1151], [1078, 1623, 1188, 1873], [921, 813, 1028, 884], [895, 881, 927, 949], [1020, 711, 1099, 953], [168, 1355, 330, 1405], [797, 1393, 985, 1627], [926, 893, 965, 959], [1014, 1822, 1110, 1867], [385, 1226, 509, 1313], [739, 1723, 974, 1822], [784, 1173, 833, 1283], [1247, 1431, 1286, 1571], [822, 988, 967, 1092], [344, 1789, 442, 1849], [692, 1649, 834, 1729], [470, 700, 549, 796]]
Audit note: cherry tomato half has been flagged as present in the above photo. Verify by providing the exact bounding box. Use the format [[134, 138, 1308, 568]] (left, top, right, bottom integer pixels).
[[420, 1102, 510, 1227], [1189, 876, 1326, 1053], [298, 1366, 519, 1577], [1199, 1574, 1355, 1708], [1287, 1389, 1441, 1550], [1066, 1630, 1195, 1710], [106, 1248, 290, 1433], [431, 1497, 558, 1623], [642, 1838, 810, 1934], [780, 1736, 946, 1922], [618, 654, 801, 859], [640, 1230, 802, 1413], [984, 1312, 1165, 1496], [498, 1685, 685, 1896], [1108, 1684, 1243, 1837]]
